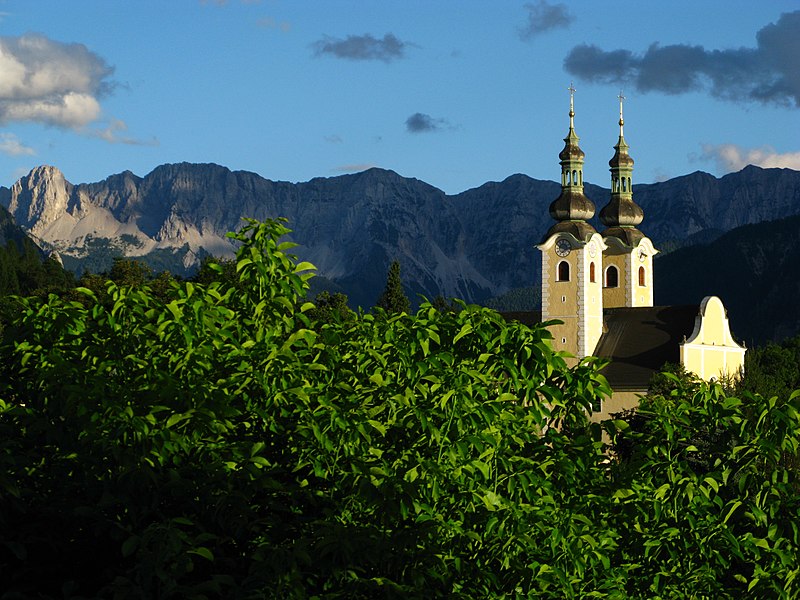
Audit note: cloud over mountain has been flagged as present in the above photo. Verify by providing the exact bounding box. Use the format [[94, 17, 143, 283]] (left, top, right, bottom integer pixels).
[[518, 1, 574, 40], [700, 143, 800, 172], [312, 33, 409, 62], [0, 34, 115, 128], [564, 10, 800, 107]]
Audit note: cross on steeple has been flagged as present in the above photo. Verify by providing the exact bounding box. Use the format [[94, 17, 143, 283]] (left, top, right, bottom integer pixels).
[[568, 82, 576, 127], [618, 90, 625, 135]]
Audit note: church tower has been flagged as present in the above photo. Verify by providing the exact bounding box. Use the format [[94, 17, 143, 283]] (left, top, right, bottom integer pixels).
[[599, 93, 658, 308], [538, 85, 606, 359]]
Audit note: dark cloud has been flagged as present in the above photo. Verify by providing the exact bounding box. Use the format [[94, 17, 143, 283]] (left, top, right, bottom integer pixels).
[[564, 10, 800, 107], [312, 33, 408, 62], [518, 1, 574, 40], [405, 112, 451, 133]]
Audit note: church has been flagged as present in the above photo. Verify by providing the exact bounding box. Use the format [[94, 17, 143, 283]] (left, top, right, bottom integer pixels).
[[533, 88, 745, 418]]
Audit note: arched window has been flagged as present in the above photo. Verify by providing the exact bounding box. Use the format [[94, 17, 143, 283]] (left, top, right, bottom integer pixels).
[[605, 265, 619, 288], [557, 260, 570, 282], [589, 261, 596, 283], [572, 169, 577, 185], [638, 266, 645, 287]]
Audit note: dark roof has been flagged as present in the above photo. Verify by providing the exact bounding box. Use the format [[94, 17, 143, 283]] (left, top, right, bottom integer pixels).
[[595, 305, 699, 390], [601, 226, 646, 246], [500, 305, 700, 392], [542, 220, 597, 244]]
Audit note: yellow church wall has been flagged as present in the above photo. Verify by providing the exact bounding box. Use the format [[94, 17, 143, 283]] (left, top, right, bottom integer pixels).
[[680, 296, 745, 381], [541, 244, 579, 356], [590, 389, 643, 423], [602, 253, 627, 308], [540, 233, 606, 358]]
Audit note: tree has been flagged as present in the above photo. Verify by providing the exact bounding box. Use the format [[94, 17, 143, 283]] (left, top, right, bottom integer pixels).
[[0, 218, 613, 597], [738, 337, 800, 400], [306, 290, 353, 325], [3, 218, 800, 598], [375, 259, 410, 314], [192, 255, 238, 287], [108, 257, 151, 287]]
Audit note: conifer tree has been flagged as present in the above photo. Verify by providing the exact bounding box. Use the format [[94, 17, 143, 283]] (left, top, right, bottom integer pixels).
[[376, 259, 410, 314]]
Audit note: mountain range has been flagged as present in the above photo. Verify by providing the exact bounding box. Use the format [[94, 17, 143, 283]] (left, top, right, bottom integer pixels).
[[1, 162, 799, 342]]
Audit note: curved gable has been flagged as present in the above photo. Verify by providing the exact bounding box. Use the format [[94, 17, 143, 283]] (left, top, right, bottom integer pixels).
[[681, 296, 745, 380]]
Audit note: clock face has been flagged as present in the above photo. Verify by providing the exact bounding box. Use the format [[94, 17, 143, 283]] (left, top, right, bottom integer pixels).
[[555, 239, 571, 257], [588, 244, 597, 258], [639, 250, 647, 262]]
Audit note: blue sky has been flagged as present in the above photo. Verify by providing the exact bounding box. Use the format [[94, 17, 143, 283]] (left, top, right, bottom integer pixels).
[[0, 1, 798, 194]]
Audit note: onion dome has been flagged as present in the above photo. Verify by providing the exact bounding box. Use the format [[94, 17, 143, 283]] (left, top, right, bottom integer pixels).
[[544, 84, 597, 241], [599, 92, 645, 240]]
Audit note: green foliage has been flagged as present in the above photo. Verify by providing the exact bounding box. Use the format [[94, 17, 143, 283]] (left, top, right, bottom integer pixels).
[[192, 255, 239, 288], [3, 217, 800, 598], [430, 294, 458, 313], [376, 259, 410, 314], [738, 335, 800, 400], [306, 290, 354, 325], [73, 258, 180, 306], [0, 218, 614, 598], [645, 361, 703, 399], [108, 256, 152, 286], [0, 238, 74, 297], [607, 383, 800, 598], [484, 285, 541, 312]]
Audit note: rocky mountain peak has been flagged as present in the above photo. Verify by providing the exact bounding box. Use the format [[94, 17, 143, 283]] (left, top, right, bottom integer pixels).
[[4, 165, 72, 233]]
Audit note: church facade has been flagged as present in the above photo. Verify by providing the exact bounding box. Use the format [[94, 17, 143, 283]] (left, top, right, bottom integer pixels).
[[537, 88, 745, 418]]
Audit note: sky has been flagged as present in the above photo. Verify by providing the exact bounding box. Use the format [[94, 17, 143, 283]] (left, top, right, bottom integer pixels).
[[0, 0, 797, 195]]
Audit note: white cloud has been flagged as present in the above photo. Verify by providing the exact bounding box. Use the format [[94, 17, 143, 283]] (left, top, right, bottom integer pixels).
[[332, 163, 377, 173], [87, 118, 159, 146], [0, 132, 34, 156], [0, 34, 114, 129], [257, 16, 291, 32], [700, 143, 800, 172]]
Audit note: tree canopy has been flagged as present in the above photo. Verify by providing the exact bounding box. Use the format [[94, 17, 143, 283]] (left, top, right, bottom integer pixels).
[[0, 219, 799, 598], [375, 259, 410, 314]]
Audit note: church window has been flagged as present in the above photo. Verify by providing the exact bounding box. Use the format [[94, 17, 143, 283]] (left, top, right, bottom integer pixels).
[[605, 265, 619, 288], [572, 169, 577, 185], [557, 260, 570, 281], [638, 266, 645, 286], [590, 262, 596, 283], [622, 178, 627, 192]]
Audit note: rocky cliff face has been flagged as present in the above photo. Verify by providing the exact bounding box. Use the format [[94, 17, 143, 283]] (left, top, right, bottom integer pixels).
[[2, 163, 799, 308]]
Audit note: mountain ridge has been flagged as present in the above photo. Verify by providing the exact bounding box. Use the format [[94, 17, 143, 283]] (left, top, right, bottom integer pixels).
[[1, 162, 799, 310]]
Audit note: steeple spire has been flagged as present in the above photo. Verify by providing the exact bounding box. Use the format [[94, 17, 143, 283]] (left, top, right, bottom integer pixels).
[[543, 83, 596, 241], [569, 81, 576, 130], [599, 91, 644, 244]]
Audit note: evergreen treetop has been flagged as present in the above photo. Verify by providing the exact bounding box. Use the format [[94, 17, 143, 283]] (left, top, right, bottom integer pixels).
[[375, 259, 410, 314]]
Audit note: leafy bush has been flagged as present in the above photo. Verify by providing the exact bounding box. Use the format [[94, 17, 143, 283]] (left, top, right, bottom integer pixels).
[[1, 218, 800, 598]]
